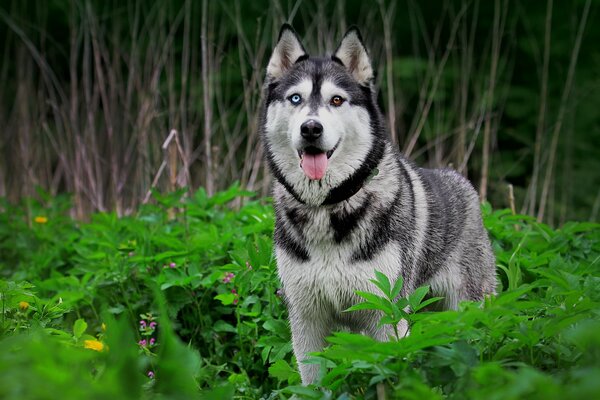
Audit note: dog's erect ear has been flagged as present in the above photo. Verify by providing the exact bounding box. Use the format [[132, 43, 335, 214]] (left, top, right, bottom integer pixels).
[[267, 24, 308, 80], [333, 27, 373, 85]]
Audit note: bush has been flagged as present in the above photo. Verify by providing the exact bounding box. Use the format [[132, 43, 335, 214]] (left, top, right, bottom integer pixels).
[[0, 188, 599, 399]]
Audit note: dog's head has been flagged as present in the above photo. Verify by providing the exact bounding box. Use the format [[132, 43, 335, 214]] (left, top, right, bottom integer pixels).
[[262, 24, 386, 206]]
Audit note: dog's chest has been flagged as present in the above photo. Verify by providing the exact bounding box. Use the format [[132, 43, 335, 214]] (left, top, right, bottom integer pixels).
[[275, 207, 402, 315]]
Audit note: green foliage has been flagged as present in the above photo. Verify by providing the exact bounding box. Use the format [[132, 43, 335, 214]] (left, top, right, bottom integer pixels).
[[1, 189, 599, 399], [345, 272, 443, 340]]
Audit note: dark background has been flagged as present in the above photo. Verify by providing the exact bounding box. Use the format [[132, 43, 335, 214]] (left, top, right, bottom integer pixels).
[[0, 0, 598, 224]]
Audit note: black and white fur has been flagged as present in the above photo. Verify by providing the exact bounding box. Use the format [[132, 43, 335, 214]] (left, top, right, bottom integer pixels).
[[261, 25, 496, 385]]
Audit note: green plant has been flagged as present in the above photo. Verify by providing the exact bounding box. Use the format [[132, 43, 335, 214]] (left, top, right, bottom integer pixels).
[[0, 189, 599, 399], [345, 271, 444, 341]]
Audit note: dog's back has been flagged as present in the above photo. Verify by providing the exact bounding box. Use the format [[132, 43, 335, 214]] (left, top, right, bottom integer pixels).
[[412, 165, 496, 308]]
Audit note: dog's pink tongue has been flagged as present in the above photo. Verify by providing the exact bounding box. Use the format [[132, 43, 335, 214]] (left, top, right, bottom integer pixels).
[[301, 153, 328, 180]]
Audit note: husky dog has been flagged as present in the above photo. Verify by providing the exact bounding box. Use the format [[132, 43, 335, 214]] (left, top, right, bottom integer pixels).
[[261, 24, 496, 384]]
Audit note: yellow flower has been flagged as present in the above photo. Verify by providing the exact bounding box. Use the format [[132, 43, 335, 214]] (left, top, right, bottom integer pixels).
[[34, 216, 48, 224], [84, 340, 104, 352], [101, 323, 107, 332], [19, 301, 30, 311]]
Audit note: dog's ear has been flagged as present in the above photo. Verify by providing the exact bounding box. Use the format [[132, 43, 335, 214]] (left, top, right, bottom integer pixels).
[[333, 27, 373, 85], [267, 24, 308, 80]]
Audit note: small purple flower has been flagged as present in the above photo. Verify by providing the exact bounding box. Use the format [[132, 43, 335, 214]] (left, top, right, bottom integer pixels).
[[150, 338, 156, 345], [169, 262, 176, 268], [149, 321, 157, 329], [147, 371, 155, 379], [231, 288, 239, 305], [138, 339, 147, 346], [276, 288, 283, 297], [222, 272, 235, 283], [140, 320, 147, 327]]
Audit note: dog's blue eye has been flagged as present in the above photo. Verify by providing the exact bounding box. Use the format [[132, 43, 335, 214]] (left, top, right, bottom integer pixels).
[[289, 94, 302, 105]]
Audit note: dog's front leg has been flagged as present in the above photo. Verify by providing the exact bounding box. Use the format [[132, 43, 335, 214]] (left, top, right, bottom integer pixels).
[[289, 312, 330, 385]]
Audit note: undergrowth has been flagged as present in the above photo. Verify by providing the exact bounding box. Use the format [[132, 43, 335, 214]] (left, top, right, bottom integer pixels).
[[0, 186, 599, 399]]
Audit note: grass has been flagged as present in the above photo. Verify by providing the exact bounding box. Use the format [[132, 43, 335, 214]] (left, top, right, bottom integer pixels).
[[0, 186, 599, 399]]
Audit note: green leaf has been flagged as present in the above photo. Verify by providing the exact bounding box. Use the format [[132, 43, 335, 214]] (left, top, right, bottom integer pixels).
[[409, 285, 431, 310], [107, 304, 125, 314], [355, 290, 385, 304], [73, 319, 87, 339], [214, 293, 235, 305], [282, 384, 323, 398], [395, 297, 410, 309], [354, 291, 393, 313], [412, 296, 444, 312], [199, 384, 235, 400], [380, 315, 399, 326], [213, 320, 237, 333], [268, 360, 300, 384], [263, 319, 290, 337], [373, 271, 392, 297], [261, 346, 272, 364], [391, 275, 404, 299], [270, 342, 293, 362], [345, 302, 381, 312]]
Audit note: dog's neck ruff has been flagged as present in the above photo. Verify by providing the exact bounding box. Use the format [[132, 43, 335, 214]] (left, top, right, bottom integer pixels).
[[321, 159, 381, 205], [277, 139, 386, 206]]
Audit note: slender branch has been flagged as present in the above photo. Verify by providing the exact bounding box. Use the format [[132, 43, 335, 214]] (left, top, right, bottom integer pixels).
[[479, 0, 506, 202], [525, 0, 552, 215], [537, 0, 591, 223], [201, 0, 214, 195]]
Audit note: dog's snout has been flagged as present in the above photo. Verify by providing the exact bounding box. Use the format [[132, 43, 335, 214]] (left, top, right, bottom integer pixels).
[[300, 120, 323, 141]]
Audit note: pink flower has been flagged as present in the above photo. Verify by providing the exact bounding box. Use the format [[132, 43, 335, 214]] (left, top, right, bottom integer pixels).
[[138, 339, 147, 346], [150, 338, 156, 345], [222, 272, 235, 283], [231, 288, 239, 305], [140, 320, 147, 327], [169, 262, 176, 268], [149, 321, 157, 329], [147, 371, 155, 379]]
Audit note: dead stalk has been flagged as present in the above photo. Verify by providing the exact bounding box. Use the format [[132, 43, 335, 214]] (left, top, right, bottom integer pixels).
[[201, 0, 214, 196], [404, 4, 467, 158], [479, 0, 506, 202], [537, 0, 591, 222], [526, 0, 552, 215], [378, 0, 398, 144]]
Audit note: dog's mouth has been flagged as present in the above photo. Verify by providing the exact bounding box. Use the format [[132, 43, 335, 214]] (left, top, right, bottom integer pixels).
[[296, 146, 336, 159], [297, 141, 339, 180]]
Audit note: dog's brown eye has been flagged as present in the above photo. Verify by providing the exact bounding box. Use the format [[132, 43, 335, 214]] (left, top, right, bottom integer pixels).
[[330, 96, 345, 107]]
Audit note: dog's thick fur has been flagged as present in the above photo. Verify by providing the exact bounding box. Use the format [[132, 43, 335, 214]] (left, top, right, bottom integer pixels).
[[260, 25, 496, 384]]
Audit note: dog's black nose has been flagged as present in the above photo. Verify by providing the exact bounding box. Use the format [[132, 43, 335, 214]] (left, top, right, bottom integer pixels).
[[300, 120, 323, 141]]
